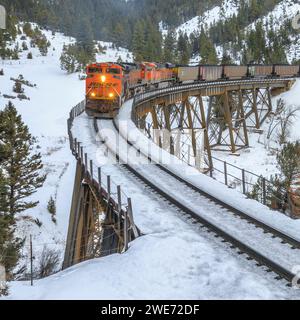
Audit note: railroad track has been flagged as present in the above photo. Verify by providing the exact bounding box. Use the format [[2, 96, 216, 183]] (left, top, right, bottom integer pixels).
[[93, 117, 300, 285]]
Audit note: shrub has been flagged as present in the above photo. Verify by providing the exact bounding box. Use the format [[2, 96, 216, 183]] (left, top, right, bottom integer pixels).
[[13, 82, 24, 94], [47, 196, 57, 224], [22, 41, 28, 51], [34, 218, 43, 228], [23, 23, 33, 37], [38, 247, 60, 278]]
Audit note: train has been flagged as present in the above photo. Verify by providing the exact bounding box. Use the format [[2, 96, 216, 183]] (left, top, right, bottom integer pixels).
[[85, 62, 300, 118]]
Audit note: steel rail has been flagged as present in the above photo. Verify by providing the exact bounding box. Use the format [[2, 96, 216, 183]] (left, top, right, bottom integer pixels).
[[93, 118, 297, 283], [84, 76, 299, 283], [111, 119, 300, 249], [133, 78, 294, 107], [122, 161, 295, 283]]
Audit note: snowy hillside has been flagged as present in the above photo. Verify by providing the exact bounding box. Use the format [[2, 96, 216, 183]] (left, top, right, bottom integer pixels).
[[246, 0, 300, 63], [175, 0, 300, 63], [175, 0, 239, 37], [0, 23, 133, 276]]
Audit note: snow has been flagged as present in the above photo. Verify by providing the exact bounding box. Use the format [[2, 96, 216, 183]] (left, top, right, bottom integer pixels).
[[174, 0, 300, 64], [4, 111, 299, 300], [248, 0, 300, 33], [0, 28, 84, 271], [0, 23, 133, 274], [246, 0, 300, 63], [8, 96, 296, 300], [7, 234, 297, 300], [4, 84, 300, 300], [175, 0, 238, 38]]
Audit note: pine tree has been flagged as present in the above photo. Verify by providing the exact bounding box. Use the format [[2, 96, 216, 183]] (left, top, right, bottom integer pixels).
[[190, 31, 200, 56], [143, 19, 162, 62], [163, 29, 177, 63], [199, 27, 218, 64], [60, 44, 77, 73], [132, 20, 146, 62], [21, 41, 28, 51], [0, 170, 23, 291], [0, 102, 46, 216], [117, 56, 123, 64], [177, 31, 191, 64], [221, 51, 234, 64], [247, 21, 266, 63], [276, 142, 300, 188], [13, 81, 24, 94], [163, 29, 176, 63]]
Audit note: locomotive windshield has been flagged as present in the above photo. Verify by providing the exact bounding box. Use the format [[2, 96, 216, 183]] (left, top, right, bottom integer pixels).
[[106, 68, 121, 74], [88, 67, 102, 73]]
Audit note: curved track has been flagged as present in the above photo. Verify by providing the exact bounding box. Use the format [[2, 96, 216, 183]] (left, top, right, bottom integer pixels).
[[93, 117, 300, 284]]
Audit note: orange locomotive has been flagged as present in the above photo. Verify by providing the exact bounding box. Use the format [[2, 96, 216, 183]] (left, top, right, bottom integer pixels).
[[85, 62, 126, 118]]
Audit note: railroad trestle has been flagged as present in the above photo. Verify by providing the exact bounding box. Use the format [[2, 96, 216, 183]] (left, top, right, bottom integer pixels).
[[64, 102, 139, 269], [132, 79, 295, 171]]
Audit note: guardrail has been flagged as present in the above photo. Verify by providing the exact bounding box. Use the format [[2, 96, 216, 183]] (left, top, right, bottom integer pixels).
[[133, 78, 292, 109], [209, 155, 292, 214], [67, 101, 138, 258]]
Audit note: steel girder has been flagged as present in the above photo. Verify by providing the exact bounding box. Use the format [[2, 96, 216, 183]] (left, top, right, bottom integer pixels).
[[135, 86, 276, 167]]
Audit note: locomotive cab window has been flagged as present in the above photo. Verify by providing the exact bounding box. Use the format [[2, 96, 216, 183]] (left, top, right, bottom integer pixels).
[[106, 68, 121, 74], [88, 68, 102, 73]]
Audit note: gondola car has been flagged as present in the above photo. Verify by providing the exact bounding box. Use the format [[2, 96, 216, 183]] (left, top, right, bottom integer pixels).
[[274, 64, 300, 77], [200, 65, 223, 81], [248, 65, 274, 78], [223, 65, 248, 79]]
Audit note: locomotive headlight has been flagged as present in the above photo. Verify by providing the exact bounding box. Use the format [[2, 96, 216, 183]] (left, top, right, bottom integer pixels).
[[109, 93, 114, 98], [101, 75, 106, 83], [91, 92, 96, 97]]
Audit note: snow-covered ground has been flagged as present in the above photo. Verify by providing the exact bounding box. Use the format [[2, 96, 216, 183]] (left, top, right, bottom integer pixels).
[[6, 96, 300, 300], [0, 23, 133, 275]]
